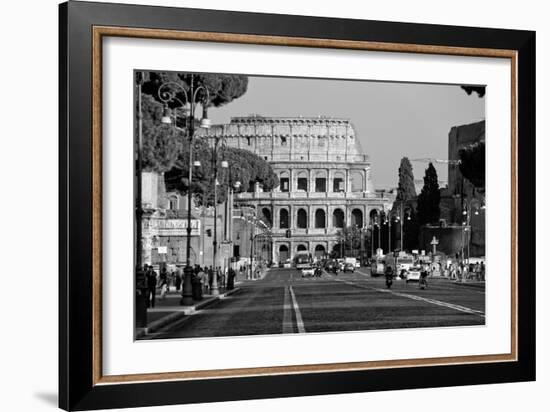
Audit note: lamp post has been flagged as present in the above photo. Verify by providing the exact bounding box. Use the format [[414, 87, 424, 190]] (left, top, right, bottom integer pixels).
[[210, 138, 228, 296], [461, 198, 485, 265], [158, 75, 210, 305], [135, 71, 148, 329]]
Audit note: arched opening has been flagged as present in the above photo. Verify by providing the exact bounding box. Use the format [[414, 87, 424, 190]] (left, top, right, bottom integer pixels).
[[279, 171, 290, 192], [315, 171, 327, 192], [332, 172, 345, 192], [296, 171, 308, 191], [332, 208, 345, 228], [315, 209, 326, 228], [297, 244, 307, 252], [279, 244, 289, 262], [261, 207, 272, 225], [350, 171, 364, 192], [279, 209, 289, 229], [351, 208, 363, 228], [297, 208, 308, 229], [314, 244, 326, 259]]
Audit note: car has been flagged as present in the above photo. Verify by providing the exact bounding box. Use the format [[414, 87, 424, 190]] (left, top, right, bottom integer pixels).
[[324, 260, 340, 273], [343, 263, 355, 273], [354, 261, 361, 268], [301, 267, 315, 277], [405, 266, 422, 282]]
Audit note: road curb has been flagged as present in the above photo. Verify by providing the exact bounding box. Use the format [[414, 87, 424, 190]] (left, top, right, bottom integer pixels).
[[452, 281, 486, 289], [137, 287, 241, 338]]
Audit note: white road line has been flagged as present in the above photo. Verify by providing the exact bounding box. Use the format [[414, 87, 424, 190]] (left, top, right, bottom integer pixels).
[[289, 286, 306, 333], [282, 286, 294, 333], [336, 279, 485, 318]]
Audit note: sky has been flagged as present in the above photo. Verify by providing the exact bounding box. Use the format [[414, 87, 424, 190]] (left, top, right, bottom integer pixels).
[[208, 76, 485, 189]]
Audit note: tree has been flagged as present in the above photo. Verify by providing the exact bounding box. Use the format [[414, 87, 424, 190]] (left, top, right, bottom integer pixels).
[[163, 143, 278, 207], [403, 209, 420, 251], [140, 94, 182, 172], [459, 142, 485, 189], [396, 157, 416, 202], [141, 71, 248, 108], [461, 85, 486, 98], [417, 163, 440, 225]]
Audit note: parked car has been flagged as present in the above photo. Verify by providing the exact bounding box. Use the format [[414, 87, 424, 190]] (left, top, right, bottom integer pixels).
[[343, 262, 355, 273]]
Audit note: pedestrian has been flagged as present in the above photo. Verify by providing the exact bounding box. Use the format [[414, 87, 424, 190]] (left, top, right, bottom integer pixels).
[[175, 269, 182, 291], [196, 267, 205, 300], [227, 268, 236, 290], [207, 266, 214, 293], [384, 264, 394, 289], [474, 263, 481, 281], [220, 269, 226, 291], [159, 267, 168, 299], [480, 261, 486, 281], [146, 265, 157, 308]]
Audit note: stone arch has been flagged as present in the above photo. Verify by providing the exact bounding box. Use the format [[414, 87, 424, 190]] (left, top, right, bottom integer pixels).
[[315, 209, 326, 228], [350, 170, 364, 192], [351, 208, 363, 228], [332, 171, 345, 192], [314, 244, 326, 259], [333, 208, 345, 228], [278, 244, 289, 262], [279, 208, 289, 229], [297, 244, 308, 252], [297, 208, 308, 229], [279, 170, 290, 192], [314, 170, 328, 192], [296, 170, 308, 191]]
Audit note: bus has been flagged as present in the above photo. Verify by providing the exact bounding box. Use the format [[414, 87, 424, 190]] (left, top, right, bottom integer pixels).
[[293, 252, 312, 269]]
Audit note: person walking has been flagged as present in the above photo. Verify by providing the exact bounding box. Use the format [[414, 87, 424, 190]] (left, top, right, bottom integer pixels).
[[159, 267, 168, 300], [207, 266, 214, 294], [174, 269, 182, 291], [146, 265, 158, 308], [227, 268, 236, 290]]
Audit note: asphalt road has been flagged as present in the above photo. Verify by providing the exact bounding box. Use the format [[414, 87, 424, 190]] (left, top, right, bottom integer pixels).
[[149, 267, 485, 339]]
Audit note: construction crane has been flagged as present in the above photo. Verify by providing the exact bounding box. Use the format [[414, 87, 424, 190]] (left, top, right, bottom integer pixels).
[[409, 158, 461, 165]]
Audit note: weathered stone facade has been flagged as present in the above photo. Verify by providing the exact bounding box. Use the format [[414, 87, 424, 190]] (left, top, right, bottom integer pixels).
[[202, 116, 392, 263], [140, 172, 225, 271]]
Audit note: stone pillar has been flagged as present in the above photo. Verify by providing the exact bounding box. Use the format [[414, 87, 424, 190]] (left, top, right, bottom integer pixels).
[[289, 205, 294, 230]]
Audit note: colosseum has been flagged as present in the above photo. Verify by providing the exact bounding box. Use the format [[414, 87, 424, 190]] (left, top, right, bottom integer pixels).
[[203, 115, 392, 264]]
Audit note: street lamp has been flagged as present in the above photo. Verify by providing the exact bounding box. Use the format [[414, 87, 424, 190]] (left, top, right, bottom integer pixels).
[[210, 137, 228, 296], [157, 74, 210, 305], [461, 197, 485, 265]]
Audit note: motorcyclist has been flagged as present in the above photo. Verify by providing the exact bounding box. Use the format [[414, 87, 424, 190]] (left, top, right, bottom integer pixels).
[[384, 264, 394, 289]]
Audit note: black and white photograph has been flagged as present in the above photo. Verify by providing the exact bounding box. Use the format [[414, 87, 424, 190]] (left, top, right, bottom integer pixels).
[[134, 71, 487, 340]]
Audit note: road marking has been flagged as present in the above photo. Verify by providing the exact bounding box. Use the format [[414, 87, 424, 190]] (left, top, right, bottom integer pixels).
[[282, 286, 294, 333], [335, 279, 485, 318], [289, 286, 306, 333]]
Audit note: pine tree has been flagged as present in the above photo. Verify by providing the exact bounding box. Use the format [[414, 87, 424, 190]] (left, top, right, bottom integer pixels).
[[417, 163, 441, 225], [396, 157, 416, 202]]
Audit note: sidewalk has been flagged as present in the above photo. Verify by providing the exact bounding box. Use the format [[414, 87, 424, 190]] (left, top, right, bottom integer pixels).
[[137, 286, 241, 338]]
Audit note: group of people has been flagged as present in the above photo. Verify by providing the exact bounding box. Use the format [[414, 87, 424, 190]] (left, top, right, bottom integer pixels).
[[448, 261, 485, 281], [143, 264, 237, 308]]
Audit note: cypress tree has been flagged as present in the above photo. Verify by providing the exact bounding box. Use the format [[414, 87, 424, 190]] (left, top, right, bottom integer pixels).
[[417, 163, 441, 225]]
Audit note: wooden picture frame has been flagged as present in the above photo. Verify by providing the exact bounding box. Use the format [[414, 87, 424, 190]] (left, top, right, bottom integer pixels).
[[59, 1, 535, 410]]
